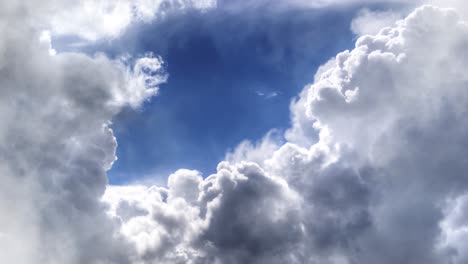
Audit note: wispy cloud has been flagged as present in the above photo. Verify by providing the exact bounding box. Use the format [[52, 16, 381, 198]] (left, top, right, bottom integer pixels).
[[255, 90, 279, 99]]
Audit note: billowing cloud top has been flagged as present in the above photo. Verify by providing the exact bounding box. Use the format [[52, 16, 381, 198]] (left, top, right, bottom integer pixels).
[[3, 1, 468, 264]]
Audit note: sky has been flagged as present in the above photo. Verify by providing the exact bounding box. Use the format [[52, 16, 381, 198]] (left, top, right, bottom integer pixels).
[[104, 6, 358, 183], [54, 2, 402, 184], [5, 0, 468, 264]]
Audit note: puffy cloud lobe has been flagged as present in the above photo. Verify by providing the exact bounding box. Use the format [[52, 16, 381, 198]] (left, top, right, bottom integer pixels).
[[104, 183, 203, 263], [198, 162, 303, 263], [168, 169, 203, 203]]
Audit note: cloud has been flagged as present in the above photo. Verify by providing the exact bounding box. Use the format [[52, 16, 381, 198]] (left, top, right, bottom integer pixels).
[[255, 90, 279, 99], [351, 8, 404, 35], [4, 1, 468, 264], [119, 54, 168, 108], [39, 0, 216, 41], [349, 0, 468, 37], [104, 162, 304, 263], [0, 1, 165, 263]]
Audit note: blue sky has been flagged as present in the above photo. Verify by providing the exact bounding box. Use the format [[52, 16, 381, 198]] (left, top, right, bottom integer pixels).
[[55, 3, 400, 184], [105, 5, 373, 184]]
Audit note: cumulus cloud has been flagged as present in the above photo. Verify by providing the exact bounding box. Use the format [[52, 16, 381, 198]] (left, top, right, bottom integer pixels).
[[4, 1, 468, 264], [0, 1, 165, 263]]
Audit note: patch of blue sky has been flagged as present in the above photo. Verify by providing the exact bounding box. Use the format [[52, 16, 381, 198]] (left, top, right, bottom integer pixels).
[[53, 3, 404, 184]]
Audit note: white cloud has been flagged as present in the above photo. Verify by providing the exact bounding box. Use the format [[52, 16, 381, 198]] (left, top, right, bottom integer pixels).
[[351, 8, 404, 35], [225, 130, 282, 166], [118, 54, 168, 108], [39, 30, 57, 55], [0, 2, 165, 263], [42, 0, 217, 41], [350, 0, 468, 37], [255, 90, 279, 99]]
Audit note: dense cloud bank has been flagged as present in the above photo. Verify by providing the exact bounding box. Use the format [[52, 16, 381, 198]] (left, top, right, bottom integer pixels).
[[3, 1, 468, 264]]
